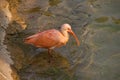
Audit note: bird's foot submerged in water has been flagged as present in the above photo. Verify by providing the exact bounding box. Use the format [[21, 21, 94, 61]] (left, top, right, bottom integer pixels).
[[48, 49, 56, 63]]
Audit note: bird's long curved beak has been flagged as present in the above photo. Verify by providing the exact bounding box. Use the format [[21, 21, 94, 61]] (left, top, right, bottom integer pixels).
[[68, 29, 80, 46]]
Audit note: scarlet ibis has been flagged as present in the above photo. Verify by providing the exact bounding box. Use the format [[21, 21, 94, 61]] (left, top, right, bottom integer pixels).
[[24, 23, 80, 54]]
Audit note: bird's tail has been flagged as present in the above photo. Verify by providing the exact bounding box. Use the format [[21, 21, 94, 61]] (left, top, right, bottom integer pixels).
[[24, 33, 40, 45], [24, 36, 35, 45]]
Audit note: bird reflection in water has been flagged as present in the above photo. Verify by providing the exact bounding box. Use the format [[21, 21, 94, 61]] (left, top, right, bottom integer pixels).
[[21, 50, 71, 76]]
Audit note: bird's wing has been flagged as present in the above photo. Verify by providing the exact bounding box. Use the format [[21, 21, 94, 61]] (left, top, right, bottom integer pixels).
[[34, 29, 63, 48]]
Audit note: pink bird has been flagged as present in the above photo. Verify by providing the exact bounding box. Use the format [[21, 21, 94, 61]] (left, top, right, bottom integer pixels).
[[24, 23, 80, 55]]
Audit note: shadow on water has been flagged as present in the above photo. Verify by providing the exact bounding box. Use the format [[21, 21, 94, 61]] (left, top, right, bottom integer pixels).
[[19, 50, 77, 80], [25, 50, 70, 69]]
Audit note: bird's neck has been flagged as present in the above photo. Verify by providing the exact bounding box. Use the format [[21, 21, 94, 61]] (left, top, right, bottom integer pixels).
[[61, 30, 69, 39]]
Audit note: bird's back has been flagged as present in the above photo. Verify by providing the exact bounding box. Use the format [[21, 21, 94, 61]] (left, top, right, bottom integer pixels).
[[24, 29, 67, 49]]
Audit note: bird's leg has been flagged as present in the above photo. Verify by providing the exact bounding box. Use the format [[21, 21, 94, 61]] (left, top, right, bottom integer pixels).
[[48, 49, 52, 57], [48, 49, 53, 63]]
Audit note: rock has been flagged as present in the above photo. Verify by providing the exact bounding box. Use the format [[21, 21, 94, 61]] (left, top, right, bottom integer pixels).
[[0, 0, 14, 80]]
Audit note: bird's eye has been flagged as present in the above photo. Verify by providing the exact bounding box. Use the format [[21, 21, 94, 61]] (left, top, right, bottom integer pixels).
[[67, 28, 70, 30]]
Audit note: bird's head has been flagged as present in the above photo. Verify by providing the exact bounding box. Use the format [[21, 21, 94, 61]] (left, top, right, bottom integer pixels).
[[61, 23, 80, 46]]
